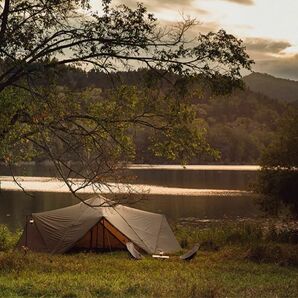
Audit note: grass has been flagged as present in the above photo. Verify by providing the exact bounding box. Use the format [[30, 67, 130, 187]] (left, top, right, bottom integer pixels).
[[0, 222, 297, 297], [0, 250, 297, 297]]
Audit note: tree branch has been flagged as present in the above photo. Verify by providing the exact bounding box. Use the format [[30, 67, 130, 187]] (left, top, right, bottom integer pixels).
[[0, 0, 10, 44]]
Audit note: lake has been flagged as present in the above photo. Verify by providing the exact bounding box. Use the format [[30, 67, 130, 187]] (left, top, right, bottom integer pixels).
[[0, 164, 261, 230]]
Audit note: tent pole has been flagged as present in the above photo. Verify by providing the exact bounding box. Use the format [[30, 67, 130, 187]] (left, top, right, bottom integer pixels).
[[25, 215, 28, 247], [96, 222, 99, 248], [90, 229, 93, 250], [103, 218, 105, 250]]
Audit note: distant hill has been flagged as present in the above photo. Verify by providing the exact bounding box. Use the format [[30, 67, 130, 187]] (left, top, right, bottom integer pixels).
[[244, 72, 298, 103], [58, 67, 298, 104]]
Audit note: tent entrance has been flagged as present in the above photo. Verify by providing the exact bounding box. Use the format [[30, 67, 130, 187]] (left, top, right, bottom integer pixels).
[[72, 218, 129, 251]]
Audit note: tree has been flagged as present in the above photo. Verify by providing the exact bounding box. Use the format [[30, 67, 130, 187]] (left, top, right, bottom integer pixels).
[[0, 0, 253, 203], [255, 108, 298, 217]]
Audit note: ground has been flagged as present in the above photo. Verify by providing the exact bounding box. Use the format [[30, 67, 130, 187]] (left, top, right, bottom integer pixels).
[[0, 220, 297, 297], [0, 249, 297, 298]]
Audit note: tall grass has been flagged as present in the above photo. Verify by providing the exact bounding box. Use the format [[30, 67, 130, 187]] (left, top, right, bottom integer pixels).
[[175, 220, 298, 248], [176, 222, 263, 249], [0, 249, 297, 297], [175, 221, 298, 266], [0, 222, 297, 297]]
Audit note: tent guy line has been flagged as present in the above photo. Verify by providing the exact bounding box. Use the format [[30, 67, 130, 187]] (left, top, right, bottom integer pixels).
[[0, 176, 251, 196]]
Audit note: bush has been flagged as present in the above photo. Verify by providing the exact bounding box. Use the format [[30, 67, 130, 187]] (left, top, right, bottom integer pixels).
[[246, 243, 298, 266], [255, 109, 298, 217], [256, 169, 298, 216], [0, 225, 21, 251], [266, 226, 298, 244]]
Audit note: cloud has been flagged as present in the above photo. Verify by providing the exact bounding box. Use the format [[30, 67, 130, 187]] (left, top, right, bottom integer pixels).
[[245, 38, 291, 55], [253, 55, 298, 80], [221, 0, 254, 5], [243, 37, 298, 79], [114, 0, 208, 16]]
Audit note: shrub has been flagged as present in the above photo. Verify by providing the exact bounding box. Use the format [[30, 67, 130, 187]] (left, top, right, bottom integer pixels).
[[266, 226, 298, 244], [0, 225, 21, 251], [246, 243, 298, 266]]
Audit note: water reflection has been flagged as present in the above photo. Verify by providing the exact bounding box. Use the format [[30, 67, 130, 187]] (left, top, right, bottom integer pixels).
[[0, 164, 261, 230], [0, 191, 82, 230], [0, 163, 257, 190], [0, 190, 260, 230], [130, 169, 256, 190]]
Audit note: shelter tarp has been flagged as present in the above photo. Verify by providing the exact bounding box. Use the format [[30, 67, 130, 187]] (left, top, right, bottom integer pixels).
[[17, 196, 181, 254]]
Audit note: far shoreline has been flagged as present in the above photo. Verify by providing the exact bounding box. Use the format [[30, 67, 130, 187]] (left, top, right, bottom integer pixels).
[[0, 161, 261, 171]]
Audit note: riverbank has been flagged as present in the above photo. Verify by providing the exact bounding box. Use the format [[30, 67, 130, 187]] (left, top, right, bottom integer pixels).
[[0, 221, 297, 297]]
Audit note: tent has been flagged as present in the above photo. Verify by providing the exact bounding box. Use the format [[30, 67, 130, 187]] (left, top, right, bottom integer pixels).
[[17, 196, 181, 254]]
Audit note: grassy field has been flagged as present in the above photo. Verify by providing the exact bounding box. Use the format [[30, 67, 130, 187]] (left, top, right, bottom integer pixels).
[[0, 221, 297, 297]]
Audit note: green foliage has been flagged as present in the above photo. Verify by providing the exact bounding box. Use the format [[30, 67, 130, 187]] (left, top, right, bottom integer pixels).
[[0, 84, 214, 186], [0, 72, 290, 166], [176, 220, 298, 252], [0, 0, 252, 188], [0, 223, 298, 297], [195, 90, 287, 163], [256, 109, 298, 217], [176, 222, 263, 248], [247, 244, 298, 266], [0, 225, 21, 251], [1, 250, 297, 297], [256, 169, 298, 216], [0, 1, 252, 93], [261, 109, 298, 168]]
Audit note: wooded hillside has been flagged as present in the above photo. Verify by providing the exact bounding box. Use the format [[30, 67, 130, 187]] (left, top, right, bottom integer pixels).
[[52, 67, 293, 164]]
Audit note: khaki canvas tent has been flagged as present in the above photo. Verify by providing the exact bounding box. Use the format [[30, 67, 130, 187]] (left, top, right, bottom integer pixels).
[[17, 196, 181, 254]]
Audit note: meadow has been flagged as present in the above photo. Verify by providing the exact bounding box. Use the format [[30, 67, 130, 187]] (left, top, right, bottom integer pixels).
[[0, 221, 297, 298]]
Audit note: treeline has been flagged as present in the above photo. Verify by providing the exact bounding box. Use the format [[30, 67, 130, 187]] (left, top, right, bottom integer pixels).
[[200, 90, 289, 164], [134, 90, 289, 164], [31, 66, 296, 164]]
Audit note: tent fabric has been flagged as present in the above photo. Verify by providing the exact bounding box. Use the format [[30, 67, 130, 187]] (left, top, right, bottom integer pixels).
[[17, 196, 181, 254]]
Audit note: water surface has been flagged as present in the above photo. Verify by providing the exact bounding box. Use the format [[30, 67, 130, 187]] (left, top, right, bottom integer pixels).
[[0, 164, 261, 230]]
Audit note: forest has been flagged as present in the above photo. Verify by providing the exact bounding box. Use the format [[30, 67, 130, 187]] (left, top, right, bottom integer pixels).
[[34, 66, 296, 164]]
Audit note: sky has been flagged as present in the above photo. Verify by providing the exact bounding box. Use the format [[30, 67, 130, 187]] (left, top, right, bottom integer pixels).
[[92, 0, 298, 80]]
